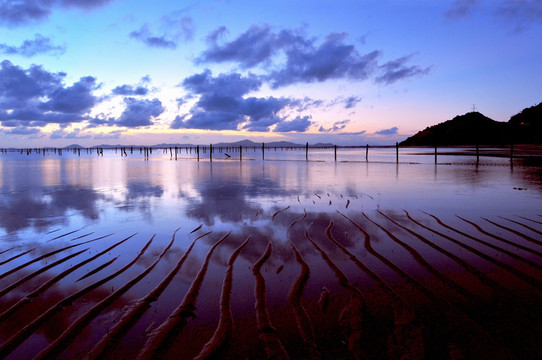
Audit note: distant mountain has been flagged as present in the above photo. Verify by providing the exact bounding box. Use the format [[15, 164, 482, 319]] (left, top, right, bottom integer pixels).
[[214, 140, 306, 148], [313, 142, 335, 147], [401, 102, 542, 146]]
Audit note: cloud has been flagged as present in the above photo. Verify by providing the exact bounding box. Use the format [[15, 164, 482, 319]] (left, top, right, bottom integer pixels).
[[344, 96, 361, 109], [112, 85, 148, 96], [130, 14, 195, 49], [50, 128, 91, 139], [445, 0, 478, 19], [267, 32, 381, 88], [199, 25, 430, 89], [445, 0, 542, 31], [42, 76, 97, 113], [198, 24, 289, 68], [0, 60, 98, 127], [111, 75, 152, 96], [172, 69, 311, 132], [337, 130, 366, 136], [375, 126, 398, 135], [115, 97, 164, 127], [130, 24, 177, 49], [273, 116, 312, 132], [92, 130, 122, 139], [2, 125, 41, 135], [163, 13, 195, 41], [496, 0, 542, 32], [375, 54, 431, 85], [0, 0, 116, 27], [0, 34, 65, 57], [319, 119, 350, 133]]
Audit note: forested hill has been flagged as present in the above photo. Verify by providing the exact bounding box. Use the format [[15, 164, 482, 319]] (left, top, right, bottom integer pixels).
[[401, 102, 542, 146]]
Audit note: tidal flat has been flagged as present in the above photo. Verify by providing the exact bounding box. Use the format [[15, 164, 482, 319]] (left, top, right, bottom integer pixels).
[[0, 147, 541, 359]]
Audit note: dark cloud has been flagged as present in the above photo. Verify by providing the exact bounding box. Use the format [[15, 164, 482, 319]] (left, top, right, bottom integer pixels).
[[172, 70, 308, 132], [0, 60, 98, 128], [0, 60, 64, 100], [199, 25, 430, 88], [182, 69, 261, 97], [42, 76, 97, 113], [199, 26, 382, 87], [375, 126, 398, 135], [112, 85, 148, 96], [115, 97, 164, 127], [0, 34, 65, 57], [198, 25, 305, 68], [0, 0, 116, 27], [445, 0, 478, 19], [328, 96, 362, 110], [344, 96, 361, 109], [268, 33, 381, 88], [273, 115, 312, 132], [130, 14, 195, 49], [112, 75, 151, 96], [375, 54, 431, 85]]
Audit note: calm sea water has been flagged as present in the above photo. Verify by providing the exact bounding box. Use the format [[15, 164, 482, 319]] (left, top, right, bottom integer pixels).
[[0, 147, 541, 359], [1, 147, 540, 241]]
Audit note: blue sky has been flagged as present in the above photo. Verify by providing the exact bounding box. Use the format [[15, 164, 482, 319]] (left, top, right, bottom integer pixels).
[[0, 0, 540, 146]]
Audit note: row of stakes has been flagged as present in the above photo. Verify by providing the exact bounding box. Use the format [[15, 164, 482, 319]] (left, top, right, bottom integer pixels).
[[1, 142, 516, 163]]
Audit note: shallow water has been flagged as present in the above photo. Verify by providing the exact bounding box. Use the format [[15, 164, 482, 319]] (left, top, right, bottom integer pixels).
[[0, 147, 541, 359]]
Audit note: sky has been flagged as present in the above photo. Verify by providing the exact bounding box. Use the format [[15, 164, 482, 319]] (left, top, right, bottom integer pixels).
[[0, 0, 541, 147]]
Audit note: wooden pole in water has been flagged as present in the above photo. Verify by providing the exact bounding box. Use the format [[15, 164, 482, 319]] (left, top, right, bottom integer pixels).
[[197, 145, 200, 161], [510, 143, 514, 162], [240, 145, 242, 161], [334, 145, 337, 161], [210, 144, 212, 162], [366, 144, 369, 161], [262, 142, 265, 160], [476, 144, 479, 164], [396, 142, 399, 163], [305, 142, 309, 161], [434, 144, 437, 164]]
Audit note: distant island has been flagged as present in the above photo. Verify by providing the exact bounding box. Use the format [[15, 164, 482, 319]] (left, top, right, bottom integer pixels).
[[401, 102, 542, 146], [64, 139, 335, 150]]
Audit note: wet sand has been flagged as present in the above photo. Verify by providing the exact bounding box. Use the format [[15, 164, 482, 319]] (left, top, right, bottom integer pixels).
[[0, 199, 541, 360]]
